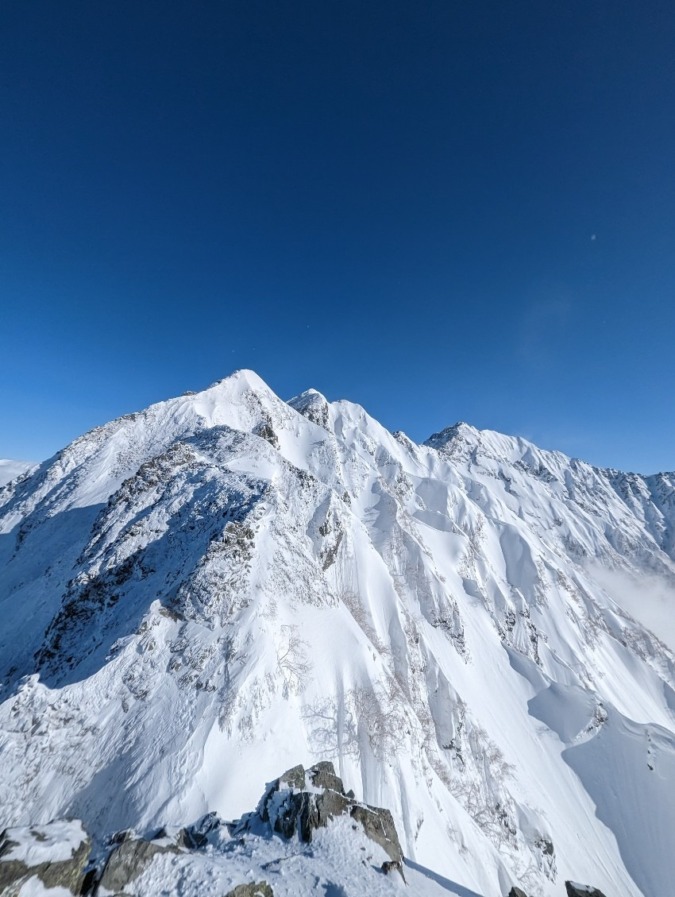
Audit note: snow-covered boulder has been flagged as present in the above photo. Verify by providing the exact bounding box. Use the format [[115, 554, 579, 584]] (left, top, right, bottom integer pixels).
[[0, 820, 89, 894], [236, 761, 403, 864], [98, 831, 180, 893], [225, 884, 273, 897], [565, 884, 607, 897]]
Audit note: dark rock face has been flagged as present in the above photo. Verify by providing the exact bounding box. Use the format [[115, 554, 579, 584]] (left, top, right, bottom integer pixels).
[[507, 887, 530, 897], [287, 390, 330, 430], [182, 810, 224, 847], [565, 884, 608, 897], [253, 418, 279, 449], [308, 760, 345, 794], [99, 835, 178, 892], [239, 761, 403, 864], [381, 859, 407, 883], [349, 805, 402, 863], [279, 763, 306, 791], [0, 823, 90, 895], [226, 882, 274, 897]]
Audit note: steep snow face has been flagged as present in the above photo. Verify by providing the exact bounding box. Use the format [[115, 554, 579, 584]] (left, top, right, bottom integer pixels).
[[1, 370, 674, 897]]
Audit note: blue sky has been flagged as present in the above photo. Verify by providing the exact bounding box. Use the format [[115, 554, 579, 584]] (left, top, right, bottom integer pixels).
[[1, 1, 674, 473]]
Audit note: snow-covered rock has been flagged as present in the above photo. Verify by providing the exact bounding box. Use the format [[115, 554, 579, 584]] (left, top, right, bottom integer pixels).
[[234, 761, 403, 864], [0, 820, 89, 894], [564, 884, 607, 897], [0, 767, 466, 897], [0, 370, 674, 897]]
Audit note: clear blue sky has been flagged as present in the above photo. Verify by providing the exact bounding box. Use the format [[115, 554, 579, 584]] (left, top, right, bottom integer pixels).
[[1, 1, 674, 473]]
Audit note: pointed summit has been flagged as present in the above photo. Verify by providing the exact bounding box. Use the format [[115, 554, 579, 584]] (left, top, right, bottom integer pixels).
[[2, 374, 675, 897], [288, 387, 330, 429], [206, 368, 274, 396], [424, 422, 480, 456]]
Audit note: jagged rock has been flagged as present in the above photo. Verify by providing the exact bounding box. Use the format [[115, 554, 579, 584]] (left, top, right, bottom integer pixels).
[[253, 419, 279, 448], [240, 762, 403, 864], [270, 791, 309, 839], [175, 813, 224, 850], [279, 764, 306, 790], [80, 866, 100, 895], [0, 821, 90, 895], [187, 810, 225, 845], [535, 837, 554, 856], [349, 804, 402, 863], [565, 884, 607, 897], [175, 826, 207, 850], [99, 836, 178, 892], [381, 859, 407, 882], [308, 760, 345, 794], [507, 887, 529, 897], [287, 389, 330, 429], [226, 882, 274, 897], [301, 788, 353, 840], [108, 828, 134, 846]]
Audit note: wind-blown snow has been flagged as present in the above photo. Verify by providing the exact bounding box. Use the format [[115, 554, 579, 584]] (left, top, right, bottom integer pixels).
[[1, 370, 674, 897], [0, 459, 34, 487], [584, 562, 675, 654]]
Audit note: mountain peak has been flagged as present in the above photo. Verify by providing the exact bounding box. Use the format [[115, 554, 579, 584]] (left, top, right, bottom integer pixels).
[[206, 368, 273, 395], [2, 375, 675, 897], [424, 421, 480, 452], [287, 387, 330, 429]]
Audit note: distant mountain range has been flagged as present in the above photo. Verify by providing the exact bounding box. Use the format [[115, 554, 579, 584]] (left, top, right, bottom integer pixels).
[[1, 370, 673, 897]]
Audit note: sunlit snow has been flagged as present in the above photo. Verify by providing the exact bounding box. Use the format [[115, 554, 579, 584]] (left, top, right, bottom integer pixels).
[[1, 370, 673, 897]]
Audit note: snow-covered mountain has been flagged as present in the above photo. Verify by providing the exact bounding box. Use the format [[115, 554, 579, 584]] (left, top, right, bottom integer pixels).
[[1, 370, 674, 897]]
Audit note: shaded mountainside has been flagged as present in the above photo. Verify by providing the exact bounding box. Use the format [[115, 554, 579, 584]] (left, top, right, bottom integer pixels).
[[1, 370, 674, 897]]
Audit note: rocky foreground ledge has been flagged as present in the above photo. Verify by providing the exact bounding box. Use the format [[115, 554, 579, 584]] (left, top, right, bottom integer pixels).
[[0, 763, 607, 897]]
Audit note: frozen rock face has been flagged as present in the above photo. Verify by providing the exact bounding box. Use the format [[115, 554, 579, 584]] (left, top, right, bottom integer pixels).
[[0, 370, 674, 897], [0, 821, 89, 894], [564, 884, 608, 897], [97, 833, 179, 893], [226, 884, 273, 897], [236, 761, 402, 863]]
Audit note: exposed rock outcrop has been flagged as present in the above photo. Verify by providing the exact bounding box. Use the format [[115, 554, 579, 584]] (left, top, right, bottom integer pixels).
[[565, 883, 608, 897], [225, 883, 274, 897], [0, 821, 90, 895], [98, 832, 179, 893], [381, 859, 407, 882], [0, 773, 618, 897], [236, 761, 403, 863]]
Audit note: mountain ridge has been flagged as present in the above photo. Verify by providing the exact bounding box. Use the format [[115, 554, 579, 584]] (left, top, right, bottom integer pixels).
[[1, 369, 674, 897]]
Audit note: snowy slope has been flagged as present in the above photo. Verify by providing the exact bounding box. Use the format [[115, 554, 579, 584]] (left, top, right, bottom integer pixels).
[[1, 371, 674, 897], [110, 816, 476, 897]]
